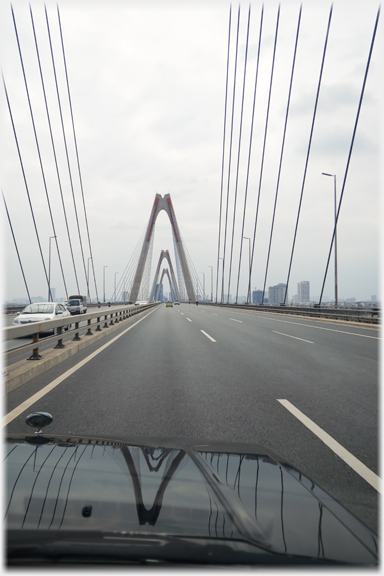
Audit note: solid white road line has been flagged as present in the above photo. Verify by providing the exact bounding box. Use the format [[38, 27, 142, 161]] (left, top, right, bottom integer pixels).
[[3, 307, 159, 427], [200, 330, 216, 342], [278, 399, 381, 493], [273, 330, 313, 344], [260, 315, 379, 339], [187, 318, 192, 322], [230, 318, 243, 323]]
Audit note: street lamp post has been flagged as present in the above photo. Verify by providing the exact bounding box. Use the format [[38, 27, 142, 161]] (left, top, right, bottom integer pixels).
[[114, 272, 118, 302], [322, 172, 338, 307], [218, 257, 224, 303], [208, 266, 213, 303], [87, 257, 92, 302], [202, 272, 205, 301], [103, 266, 108, 303], [243, 236, 251, 304], [48, 235, 57, 301]]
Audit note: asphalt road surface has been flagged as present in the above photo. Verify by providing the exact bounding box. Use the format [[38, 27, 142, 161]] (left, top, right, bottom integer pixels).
[[4, 303, 379, 533]]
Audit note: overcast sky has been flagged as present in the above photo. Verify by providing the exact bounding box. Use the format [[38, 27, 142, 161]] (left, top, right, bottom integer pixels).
[[1, 0, 381, 304]]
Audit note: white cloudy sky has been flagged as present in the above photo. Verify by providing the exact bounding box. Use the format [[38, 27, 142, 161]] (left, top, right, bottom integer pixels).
[[0, 0, 381, 304]]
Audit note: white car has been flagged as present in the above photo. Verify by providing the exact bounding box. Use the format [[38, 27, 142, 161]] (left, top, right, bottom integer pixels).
[[12, 302, 72, 333]]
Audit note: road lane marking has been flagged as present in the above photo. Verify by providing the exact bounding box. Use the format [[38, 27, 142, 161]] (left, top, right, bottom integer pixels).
[[273, 331, 313, 344], [3, 307, 159, 427], [230, 318, 242, 323], [181, 313, 184, 315], [187, 318, 192, 322], [200, 330, 216, 342], [258, 315, 379, 339], [211, 313, 217, 316], [278, 399, 381, 493]]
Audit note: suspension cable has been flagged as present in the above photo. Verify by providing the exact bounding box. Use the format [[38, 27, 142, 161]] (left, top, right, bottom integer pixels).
[[227, 5, 251, 302], [235, 5, 264, 304], [3, 190, 31, 303], [284, 6, 333, 304], [221, 5, 241, 303], [318, 7, 380, 305], [215, 6, 232, 303], [12, 5, 68, 301], [3, 76, 53, 301], [262, 5, 302, 303], [45, 5, 89, 297], [57, 5, 99, 302], [247, 5, 280, 303]]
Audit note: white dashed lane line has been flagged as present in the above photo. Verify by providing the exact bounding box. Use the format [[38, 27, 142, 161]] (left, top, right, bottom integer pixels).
[[200, 330, 217, 342], [187, 318, 192, 322], [278, 399, 381, 493], [273, 331, 314, 344], [230, 318, 242, 323]]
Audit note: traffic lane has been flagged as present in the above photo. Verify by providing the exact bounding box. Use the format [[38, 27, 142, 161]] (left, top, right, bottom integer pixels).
[[179, 304, 378, 472], [4, 304, 378, 531], [200, 305, 380, 338], [5, 306, 159, 416], [186, 305, 379, 363], [176, 306, 379, 531]]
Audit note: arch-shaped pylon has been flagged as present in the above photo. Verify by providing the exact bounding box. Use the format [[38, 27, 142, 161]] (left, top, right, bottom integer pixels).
[[150, 250, 180, 302], [156, 268, 177, 301], [129, 194, 196, 303]]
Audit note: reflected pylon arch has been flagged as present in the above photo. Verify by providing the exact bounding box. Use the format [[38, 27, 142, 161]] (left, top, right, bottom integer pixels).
[[128, 194, 196, 303], [150, 250, 180, 302]]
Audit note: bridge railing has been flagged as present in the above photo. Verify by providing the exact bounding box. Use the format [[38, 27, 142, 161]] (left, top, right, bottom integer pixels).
[[202, 303, 380, 324], [3, 303, 159, 362]]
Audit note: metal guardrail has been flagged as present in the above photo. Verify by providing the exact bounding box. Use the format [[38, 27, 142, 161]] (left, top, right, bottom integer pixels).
[[202, 303, 380, 324], [3, 303, 159, 361]]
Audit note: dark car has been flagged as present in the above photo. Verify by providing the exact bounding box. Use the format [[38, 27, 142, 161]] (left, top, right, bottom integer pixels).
[[5, 413, 378, 567]]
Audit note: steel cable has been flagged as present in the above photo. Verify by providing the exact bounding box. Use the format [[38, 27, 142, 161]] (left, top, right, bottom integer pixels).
[[29, 5, 81, 294], [283, 6, 333, 304], [12, 5, 69, 301], [57, 6, 99, 302], [261, 6, 302, 304], [45, 6, 89, 297], [227, 5, 251, 303], [221, 5, 241, 303], [235, 5, 264, 304], [3, 190, 31, 303], [318, 7, 380, 305], [215, 6, 232, 303], [3, 76, 53, 302], [246, 5, 280, 303]]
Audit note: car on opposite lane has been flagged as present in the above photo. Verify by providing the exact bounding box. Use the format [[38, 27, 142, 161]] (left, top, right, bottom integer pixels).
[[12, 302, 72, 333]]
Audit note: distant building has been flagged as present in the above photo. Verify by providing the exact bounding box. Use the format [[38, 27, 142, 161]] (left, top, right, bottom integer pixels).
[[371, 295, 377, 302], [346, 298, 356, 303], [297, 281, 310, 304], [159, 284, 164, 301], [268, 283, 287, 305], [31, 296, 44, 303], [252, 290, 264, 304], [292, 294, 299, 304]]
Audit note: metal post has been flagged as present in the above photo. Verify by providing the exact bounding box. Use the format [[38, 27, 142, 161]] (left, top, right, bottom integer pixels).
[[87, 257, 92, 302], [208, 266, 213, 303], [218, 257, 224, 303], [48, 235, 57, 301], [243, 236, 251, 303], [103, 266, 108, 303], [28, 333, 42, 360], [202, 272, 205, 301], [114, 272, 118, 302], [322, 173, 338, 307]]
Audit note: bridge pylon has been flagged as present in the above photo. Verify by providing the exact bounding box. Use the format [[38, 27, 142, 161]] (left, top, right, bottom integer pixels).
[[150, 250, 180, 302], [129, 194, 196, 303]]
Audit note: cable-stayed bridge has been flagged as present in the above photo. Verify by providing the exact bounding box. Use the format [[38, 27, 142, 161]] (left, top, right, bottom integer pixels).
[[2, 3, 380, 550]]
